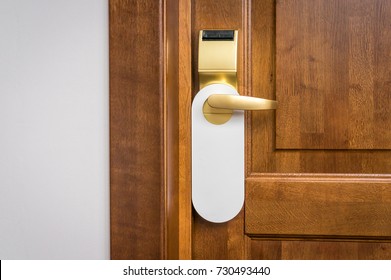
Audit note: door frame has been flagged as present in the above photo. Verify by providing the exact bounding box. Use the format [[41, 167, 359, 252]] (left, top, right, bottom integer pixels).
[[109, 0, 192, 259]]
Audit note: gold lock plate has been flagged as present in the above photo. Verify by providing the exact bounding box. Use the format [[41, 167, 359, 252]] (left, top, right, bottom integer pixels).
[[198, 30, 238, 124]]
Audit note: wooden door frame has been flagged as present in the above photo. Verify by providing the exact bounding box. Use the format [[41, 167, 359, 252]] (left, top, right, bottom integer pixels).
[[109, 0, 192, 259]]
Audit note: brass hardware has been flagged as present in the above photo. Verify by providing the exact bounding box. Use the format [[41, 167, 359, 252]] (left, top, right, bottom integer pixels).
[[207, 95, 278, 110], [198, 30, 277, 125], [199, 72, 237, 91], [203, 95, 278, 125], [198, 30, 238, 89]]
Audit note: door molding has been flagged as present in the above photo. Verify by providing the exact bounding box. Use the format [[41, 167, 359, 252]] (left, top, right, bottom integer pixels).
[[109, 0, 191, 259]]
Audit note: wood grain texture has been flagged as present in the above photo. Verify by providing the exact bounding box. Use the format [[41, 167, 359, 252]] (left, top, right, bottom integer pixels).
[[110, 0, 164, 259], [177, 0, 193, 260], [250, 0, 391, 175], [193, 211, 247, 259], [246, 0, 391, 260], [246, 175, 391, 237], [165, 0, 193, 259], [275, 0, 391, 149], [249, 239, 391, 260], [165, 0, 180, 260], [247, 0, 276, 175]]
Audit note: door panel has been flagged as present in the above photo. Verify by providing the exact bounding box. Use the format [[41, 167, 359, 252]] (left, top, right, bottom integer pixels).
[[250, 0, 391, 174], [247, 0, 391, 259], [249, 240, 391, 260], [246, 176, 391, 237], [193, 0, 391, 259], [276, 0, 391, 150]]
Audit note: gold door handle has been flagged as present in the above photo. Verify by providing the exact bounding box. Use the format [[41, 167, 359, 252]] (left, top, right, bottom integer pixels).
[[207, 94, 277, 110], [203, 94, 277, 125]]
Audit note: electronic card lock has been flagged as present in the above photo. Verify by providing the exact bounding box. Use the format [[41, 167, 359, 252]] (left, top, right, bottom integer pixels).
[[192, 30, 277, 223]]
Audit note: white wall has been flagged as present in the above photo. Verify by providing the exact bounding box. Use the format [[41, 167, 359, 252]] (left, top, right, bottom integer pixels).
[[0, 0, 109, 259]]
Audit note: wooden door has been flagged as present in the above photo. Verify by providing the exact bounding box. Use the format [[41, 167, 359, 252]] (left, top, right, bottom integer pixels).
[[110, 0, 391, 259]]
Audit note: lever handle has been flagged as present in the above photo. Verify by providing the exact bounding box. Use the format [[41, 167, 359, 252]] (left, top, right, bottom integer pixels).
[[207, 94, 277, 110], [201, 85, 277, 125]]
